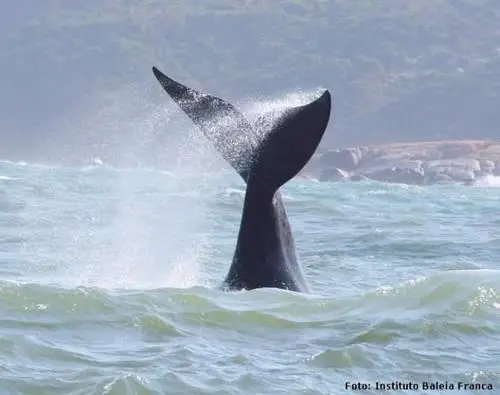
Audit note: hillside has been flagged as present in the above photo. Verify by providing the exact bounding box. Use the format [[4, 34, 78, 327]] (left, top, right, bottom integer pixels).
[[1, 1, 500, 165]]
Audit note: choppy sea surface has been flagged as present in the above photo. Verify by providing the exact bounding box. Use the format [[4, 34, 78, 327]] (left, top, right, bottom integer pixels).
[[0, 159, 499, 395]]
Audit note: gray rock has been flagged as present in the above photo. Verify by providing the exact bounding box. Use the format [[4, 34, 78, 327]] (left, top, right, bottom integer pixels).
[[362, 166, 425, 185], [424, 167, 475, 184], [436, 142, 475, 159], [449, 169, 475, 182], [318, 148, 362, 171], [318, 167, 349, 182], [423, 158, 480, 173], [424, 170, 453, 184], [349, 174, 369, 181], [359, 159, 423, 173], [312, 141, 500, 186], [422, 158, 480, 184], [479, 160, 495, 174], [358, 155, 422, 171], [484, 144, 500, 158]]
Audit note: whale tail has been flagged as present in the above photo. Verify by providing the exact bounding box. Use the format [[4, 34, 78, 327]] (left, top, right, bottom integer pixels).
[[152, 66, 256, 180], [245, 90, 331, 197], [152, 66, 332, 191]]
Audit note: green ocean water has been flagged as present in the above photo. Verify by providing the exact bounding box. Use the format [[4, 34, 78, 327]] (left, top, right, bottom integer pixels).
[[0, 159, 499, 395]]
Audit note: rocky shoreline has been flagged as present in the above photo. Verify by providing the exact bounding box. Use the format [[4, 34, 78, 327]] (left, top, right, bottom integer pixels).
[[301, 140, 500, 185]]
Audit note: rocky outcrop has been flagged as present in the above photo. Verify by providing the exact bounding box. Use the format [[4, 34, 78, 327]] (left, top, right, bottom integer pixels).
[[304, 140, 500, 185], [317, 148, 362, 171], [318, 167, 350, 182], [362, 166, 425, 185]]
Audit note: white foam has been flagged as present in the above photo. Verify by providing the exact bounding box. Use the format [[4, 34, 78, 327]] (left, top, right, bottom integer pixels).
[[472, 175, 500, 187]]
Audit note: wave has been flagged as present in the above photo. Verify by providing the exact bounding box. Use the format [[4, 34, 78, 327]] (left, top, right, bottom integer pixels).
[[0, 157, 225, 179], [2, 268, 497, 325], [471, 175, 500, 187], [368, 269, 499, 317], [1, 268, 498, 393]]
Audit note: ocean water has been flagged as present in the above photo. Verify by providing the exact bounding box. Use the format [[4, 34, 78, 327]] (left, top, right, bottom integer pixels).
[[0, 159, 499, 395]]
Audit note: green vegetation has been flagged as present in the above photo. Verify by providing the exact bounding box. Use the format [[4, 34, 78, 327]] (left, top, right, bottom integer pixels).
[[2, 0, 499, 162]]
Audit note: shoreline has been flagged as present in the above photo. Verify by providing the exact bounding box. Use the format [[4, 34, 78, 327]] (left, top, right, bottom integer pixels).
[[300, 140, 500, 186]]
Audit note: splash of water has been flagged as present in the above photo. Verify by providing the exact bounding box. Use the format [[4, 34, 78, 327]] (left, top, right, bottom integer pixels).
[[241, 88, 327, 148], [22, 84, 326, 290], [472, 175, 500, 188], [19, 83, 220, 290], [241, 88, 326, 122]]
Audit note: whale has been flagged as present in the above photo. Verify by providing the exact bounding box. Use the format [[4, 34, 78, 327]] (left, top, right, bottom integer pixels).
[[152, 66, 332, 292]]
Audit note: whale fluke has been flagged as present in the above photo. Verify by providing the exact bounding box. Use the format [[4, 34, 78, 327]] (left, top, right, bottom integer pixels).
[[152, 66, 333, 292], [223, 90, 331, 291], [244, 90, 331, 197], [152, 66, 256, 181]]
